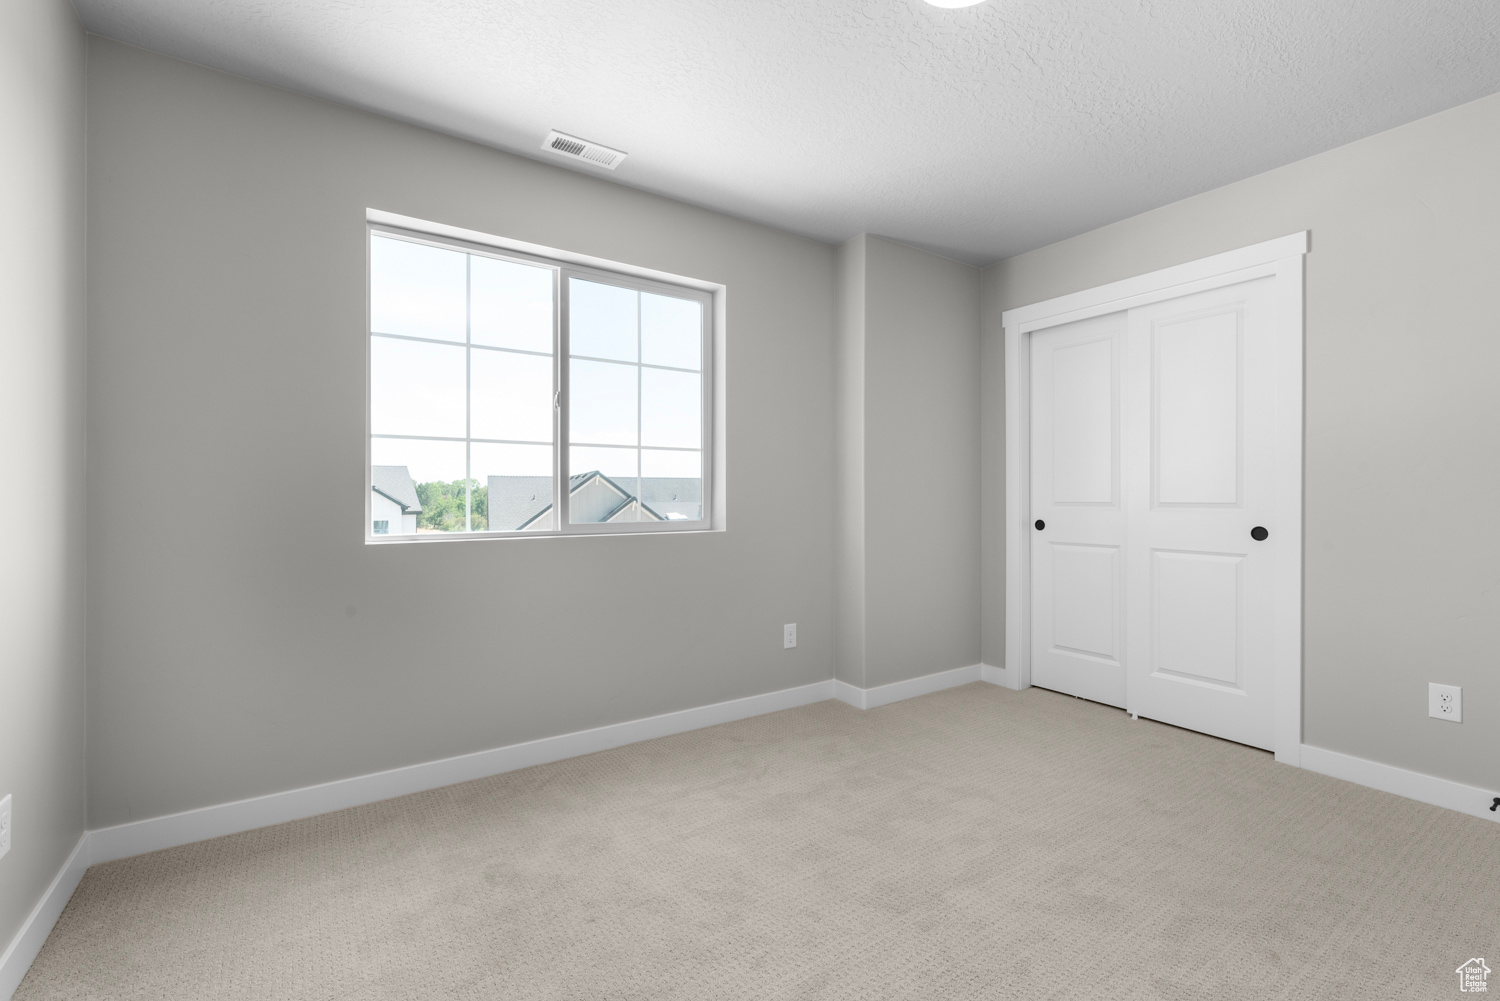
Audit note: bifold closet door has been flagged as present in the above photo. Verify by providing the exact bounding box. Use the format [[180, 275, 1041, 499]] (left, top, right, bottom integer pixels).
[[1029, 311, 1127, 708], [1122, 277, 1277, 750]]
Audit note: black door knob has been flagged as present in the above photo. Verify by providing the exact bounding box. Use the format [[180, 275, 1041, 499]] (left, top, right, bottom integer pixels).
[[1035, 519, 1045, 531], [1250, 526, 1268, 541]]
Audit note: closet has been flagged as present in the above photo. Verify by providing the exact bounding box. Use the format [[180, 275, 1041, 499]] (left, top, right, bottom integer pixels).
[[1006, 236, 1304, 755]]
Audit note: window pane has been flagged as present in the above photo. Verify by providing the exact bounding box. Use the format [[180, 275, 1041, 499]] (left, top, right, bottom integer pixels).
[[570, 279, 637, 362], [641, 293, 701, 370], [569, 446, 639, 524], [370, 236, 466, 342], [471, 349, 553, 443], [370, 337, 466, 438], [473, 442, 553, 532], [570, 359, 638, 446], [641, 449, 702, 523], [370, 438, 467, 534], [641, 368, 701, 449], [472, 256, 553, 353]]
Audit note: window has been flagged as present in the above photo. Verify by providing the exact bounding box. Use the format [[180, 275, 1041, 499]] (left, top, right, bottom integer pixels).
[[367, 224, 713, 541]]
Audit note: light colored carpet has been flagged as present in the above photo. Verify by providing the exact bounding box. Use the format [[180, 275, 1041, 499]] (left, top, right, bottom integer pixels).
[[17, 684, 1500, 999]]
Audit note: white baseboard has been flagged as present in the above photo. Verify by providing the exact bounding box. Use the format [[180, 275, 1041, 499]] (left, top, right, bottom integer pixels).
[[979, 663, 1011, 688], [89, 678, 836, 866], [834, 664, 984, 710], [831, 679, 864, 709], [1299, 744, 1499, 824], [0, 834, 90, 1000]]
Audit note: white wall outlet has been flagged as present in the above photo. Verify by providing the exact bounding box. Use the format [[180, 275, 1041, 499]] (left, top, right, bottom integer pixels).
[[783, 623, 797, 649], [1428, 683, 1462, 723], [0, 794, 10, 860]]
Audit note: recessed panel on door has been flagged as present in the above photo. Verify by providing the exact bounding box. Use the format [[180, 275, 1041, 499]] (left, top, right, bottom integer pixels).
[[1052, 337, 1117, 505], [1051, 543, 1120, 663], [1154, 308, 1241, 507], [1151, 550, 1242, 688]]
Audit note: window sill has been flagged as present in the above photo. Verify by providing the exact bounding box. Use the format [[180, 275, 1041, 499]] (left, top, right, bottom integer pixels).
[[364, 524, 722, 545]]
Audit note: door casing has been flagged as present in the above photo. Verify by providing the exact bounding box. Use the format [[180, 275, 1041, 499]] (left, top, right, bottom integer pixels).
[[1001, 233, 1306, 765]]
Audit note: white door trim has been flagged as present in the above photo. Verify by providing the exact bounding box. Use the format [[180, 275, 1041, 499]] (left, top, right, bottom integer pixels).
[[1003, 233, 1307, 764]]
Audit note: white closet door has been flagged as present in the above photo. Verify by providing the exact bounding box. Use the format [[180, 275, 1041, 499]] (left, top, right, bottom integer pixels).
[[1122, 277, 1277, 749], [1029, 312, 1127, 708]]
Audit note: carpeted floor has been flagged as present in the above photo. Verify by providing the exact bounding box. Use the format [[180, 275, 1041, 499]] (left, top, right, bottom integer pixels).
[[17, 684, 1500, 999]]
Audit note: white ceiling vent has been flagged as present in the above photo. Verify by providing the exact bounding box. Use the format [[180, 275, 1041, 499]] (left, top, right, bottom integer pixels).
[[541, 130, 627, 170]]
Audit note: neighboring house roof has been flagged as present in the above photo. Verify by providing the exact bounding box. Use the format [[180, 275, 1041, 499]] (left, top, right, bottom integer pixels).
[[600, 494, 662, 524], [583, 472, 666, 523], [490, 471, 690, 530], [637, 477, 702, 521], [371, 465, 422, 514], [485, 475, 553, 533]]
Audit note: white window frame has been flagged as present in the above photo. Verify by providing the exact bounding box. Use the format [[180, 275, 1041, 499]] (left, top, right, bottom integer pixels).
[[365, 220, 716, 543]]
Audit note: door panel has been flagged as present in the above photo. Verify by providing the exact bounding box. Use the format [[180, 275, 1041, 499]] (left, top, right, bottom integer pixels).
[[1154, 309, 1241, 506], [1030, 312, 1126, 708], [1124, 278, 1276, 749], [1051, 337, 1117, 504], [1151, 550, 1242, 687], [1051, 543, 1120, 660]]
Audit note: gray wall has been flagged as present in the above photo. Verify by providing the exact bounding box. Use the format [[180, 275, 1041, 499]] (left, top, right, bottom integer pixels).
[[982, 91, 1500, 789], [86, 39, 836, 827], [0, 0, 87, 955], [978, 277, 1007, 669], [837, 236, 981, 690], [834, 237, 867, 687]]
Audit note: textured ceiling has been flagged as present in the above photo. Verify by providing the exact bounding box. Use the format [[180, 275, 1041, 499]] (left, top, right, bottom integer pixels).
[[74, 0, 1500, 265]]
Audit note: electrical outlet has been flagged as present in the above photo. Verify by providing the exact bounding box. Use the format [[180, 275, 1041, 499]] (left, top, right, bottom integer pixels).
[[1428, 683, 1462, 723], [0, 794, 10, 860], [783, 623, 797, 649]]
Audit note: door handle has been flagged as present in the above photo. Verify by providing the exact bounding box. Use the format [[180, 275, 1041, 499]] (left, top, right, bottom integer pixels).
[[1251, 526, 1268, 541], [1035, 520, 1045, 531]]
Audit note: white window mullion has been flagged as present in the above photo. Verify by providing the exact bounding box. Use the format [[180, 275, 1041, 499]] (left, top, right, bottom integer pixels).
[[558, 270, 571, 532], [636, 291, 643, 522]]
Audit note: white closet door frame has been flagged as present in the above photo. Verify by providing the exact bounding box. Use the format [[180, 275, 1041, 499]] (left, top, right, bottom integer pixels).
[[1002, 232, 1307, 765]]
